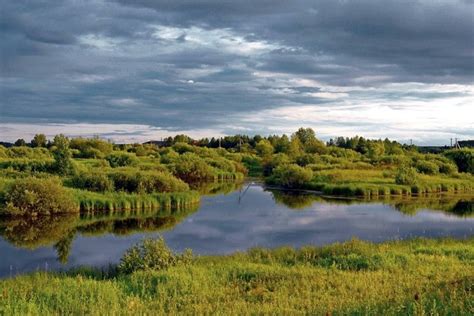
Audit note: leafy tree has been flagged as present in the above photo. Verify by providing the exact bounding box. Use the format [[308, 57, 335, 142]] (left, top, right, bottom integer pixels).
[[52, 134, 74, 175], [274, 134, 290, 153], [31, 134, 47, 148], [288, 136, 304, 157], [256, 139, 274, 157], [14, 138, 26, 147], [367, 142, 385, 159]]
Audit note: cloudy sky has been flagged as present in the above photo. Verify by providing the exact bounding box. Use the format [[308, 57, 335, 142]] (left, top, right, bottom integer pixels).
[[1, 0, 473, 144]]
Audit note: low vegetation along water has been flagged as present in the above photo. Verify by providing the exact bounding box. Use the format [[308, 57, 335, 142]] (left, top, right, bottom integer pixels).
[[1, 182, 472, 277]]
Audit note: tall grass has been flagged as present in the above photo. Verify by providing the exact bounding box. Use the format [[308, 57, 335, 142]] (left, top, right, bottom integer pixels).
[[1, 237, 472, 315], [71, 189, 200, 214]]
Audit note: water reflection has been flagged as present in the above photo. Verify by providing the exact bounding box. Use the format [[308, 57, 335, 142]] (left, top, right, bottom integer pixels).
[[0, 183, 472, 277], [269, 189, 474, 217], [0, 205, 198, 264]]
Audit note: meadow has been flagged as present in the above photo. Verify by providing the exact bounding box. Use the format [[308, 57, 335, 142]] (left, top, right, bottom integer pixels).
[[0, 237, 473, 315]]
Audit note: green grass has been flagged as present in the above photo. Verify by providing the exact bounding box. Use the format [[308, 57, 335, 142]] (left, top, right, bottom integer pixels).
[[71, 189, 200, 213], [1, 238, 473, 315], [273, 168, 474, 198]]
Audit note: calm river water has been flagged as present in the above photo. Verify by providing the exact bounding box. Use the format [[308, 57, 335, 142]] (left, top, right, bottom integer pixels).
[[1, 182, 473, 277]]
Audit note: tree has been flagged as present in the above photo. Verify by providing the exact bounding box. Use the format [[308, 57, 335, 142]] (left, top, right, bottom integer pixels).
[[14, 138, 26, 147], [293, 127, 326, 153], [52, 134, 74, 175], [256, 139, 274, 157], [31, 134, 47, 148], [367, 142, 385, 159], [274, 135, 290, 153], [288, 136, 304, 157]]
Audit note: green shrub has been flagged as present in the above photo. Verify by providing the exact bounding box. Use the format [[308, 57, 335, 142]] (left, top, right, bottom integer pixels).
[[106, 152, 138, 168], [108, 169, 189, 193], [70, 172, 114, 192], [171, 153, 216, 182], [0, 159, 53, 173], [395, 166, 418, 185], [6, 147, 52, 159], [270, 164, 313, 188], [437, 161, 458, 175], [415, 160, 439, 174], [118, 237, 192, 274], [2, 177, 78, 215], [444, 149, 474, 174], [70, 137, 113, 158]]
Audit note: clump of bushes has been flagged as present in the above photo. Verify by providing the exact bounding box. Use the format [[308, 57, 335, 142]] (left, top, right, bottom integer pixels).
[[415, 160, 439, 175], [444, 149, 474, 174], [395, 166, 418, 185], [118, 237, 192, 274], [108, 169, 189, 193], [70, 172, 114, 192], [270, 164, 313, 188], [171, 153, 216, 182], [1, 177, 78, 215], [70, 137, 113, 158], [106, 152, 138, 168]]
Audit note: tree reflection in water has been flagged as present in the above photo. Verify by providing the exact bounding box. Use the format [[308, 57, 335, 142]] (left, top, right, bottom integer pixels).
[[268, 189, 474, 217], [0, 204, 199, 264]]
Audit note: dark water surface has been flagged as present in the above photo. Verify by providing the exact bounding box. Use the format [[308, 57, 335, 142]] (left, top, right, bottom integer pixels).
[[1, 183, 473, 277]]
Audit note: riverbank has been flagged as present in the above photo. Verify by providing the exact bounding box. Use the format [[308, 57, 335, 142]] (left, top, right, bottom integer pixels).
[[1, 237, 473, 315]]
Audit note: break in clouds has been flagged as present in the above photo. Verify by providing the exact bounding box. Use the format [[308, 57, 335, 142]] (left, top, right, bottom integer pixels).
[[0, 0, 473, 144]]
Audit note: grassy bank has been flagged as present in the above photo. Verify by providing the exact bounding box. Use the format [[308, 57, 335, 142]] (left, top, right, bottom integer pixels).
[[1, 237, 473, 315], [267, 168, 474, 198], [72, 189, 200, 213]]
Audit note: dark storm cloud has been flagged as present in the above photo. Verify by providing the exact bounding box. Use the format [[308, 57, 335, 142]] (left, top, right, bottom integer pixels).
[[0, 0, 473, 142]]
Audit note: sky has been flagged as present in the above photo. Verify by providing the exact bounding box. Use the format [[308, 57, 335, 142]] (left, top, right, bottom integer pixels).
[[0, 0, 473, 145]]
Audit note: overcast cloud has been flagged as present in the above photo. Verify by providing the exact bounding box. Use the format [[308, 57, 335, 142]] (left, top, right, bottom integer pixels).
[[0, 0, 473, 144]]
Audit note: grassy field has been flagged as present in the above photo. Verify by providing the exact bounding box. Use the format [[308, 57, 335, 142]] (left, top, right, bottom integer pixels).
[[0, 237, 473, 315]]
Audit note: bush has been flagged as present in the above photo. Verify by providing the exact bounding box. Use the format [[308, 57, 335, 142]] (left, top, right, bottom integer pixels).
[[171, 153, 216, 182], [271, 164, 313, 188], [444, 149, 474, 174], [2, 177, 78, 215], [108, 169, 189, 193], [415, 160, 439, 175], [438, 161, 458, 175], [70, 172, 114, 192], [70, 137, 113, 158], [395, 166, 418, 185], [106, 152, 138, 168], [118, 237, 192, 274]]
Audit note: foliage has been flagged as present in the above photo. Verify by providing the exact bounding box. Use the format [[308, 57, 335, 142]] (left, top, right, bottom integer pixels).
[[118, 237, 192, 274], [1, 177, 78, 215], [171, 153, 216, 182], [395, 166, 418, 185], [31, 134, 47, 148], [415, 160, 439, 175], [51, 135, 75, 175], [108, 169, 189, 193], [270, 164, 313, 188], [70, 137, 114, 158], [106, 152, 138, 168], [444, 149, 474, 174], [70, 172, 114, 192], [255, 140, 274, 157]]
